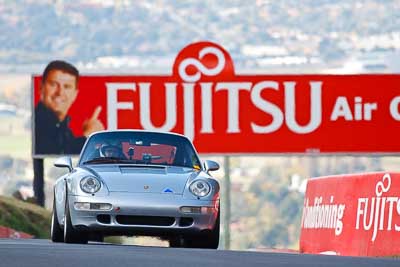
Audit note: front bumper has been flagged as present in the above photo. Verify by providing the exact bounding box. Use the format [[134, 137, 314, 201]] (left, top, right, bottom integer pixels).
[[68, 192, 218, 237]]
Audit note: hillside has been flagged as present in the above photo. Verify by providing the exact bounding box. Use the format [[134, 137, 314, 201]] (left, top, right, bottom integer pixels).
[[0, 196, 50, 238], [0, 1, 398, 70]]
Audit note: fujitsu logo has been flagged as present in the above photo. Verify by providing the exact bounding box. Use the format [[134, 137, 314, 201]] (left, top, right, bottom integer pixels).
[[356, 173, 400, 242], [105, 41, 323, 140], [178, 46, 226, 82]]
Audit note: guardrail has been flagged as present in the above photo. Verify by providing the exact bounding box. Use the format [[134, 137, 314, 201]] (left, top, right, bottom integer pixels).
[[300, 172, 400, 256]]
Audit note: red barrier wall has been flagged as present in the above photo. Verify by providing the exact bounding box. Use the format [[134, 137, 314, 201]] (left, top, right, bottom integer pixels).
[[0, 226, 33, 239], [300, 172, 400, 257]]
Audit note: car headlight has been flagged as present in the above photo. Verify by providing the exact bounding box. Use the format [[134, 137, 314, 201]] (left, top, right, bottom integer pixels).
[[80, 176, 101, 194], [189, 180, 211, 197]]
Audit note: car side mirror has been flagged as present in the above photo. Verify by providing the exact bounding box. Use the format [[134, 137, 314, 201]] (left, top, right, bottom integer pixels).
[[204, 160, 220, 172], [54, 156, 73, 172]]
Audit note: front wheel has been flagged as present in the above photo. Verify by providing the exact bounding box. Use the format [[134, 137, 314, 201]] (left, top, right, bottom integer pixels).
[[205, 208, 220, 249], [63, 194, 88, 244], [184, 209, 220, 249], [50, 194, 64, 243], [169, 236, 184, 248]]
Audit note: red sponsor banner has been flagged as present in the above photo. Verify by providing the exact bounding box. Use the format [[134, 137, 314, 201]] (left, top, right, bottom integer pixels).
[[32, 41, 400, 156], [300, 172, 400, 257]]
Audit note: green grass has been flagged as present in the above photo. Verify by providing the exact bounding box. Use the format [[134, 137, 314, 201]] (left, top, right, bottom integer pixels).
[[0, 196, 50, 238]]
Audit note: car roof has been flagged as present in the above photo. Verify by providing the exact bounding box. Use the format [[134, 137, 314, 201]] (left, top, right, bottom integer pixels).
[[87, 129, 189, 140]]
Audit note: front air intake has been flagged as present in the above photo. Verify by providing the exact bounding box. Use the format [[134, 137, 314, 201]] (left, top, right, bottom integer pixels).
[[179, 217, 194, 227], [116, 215, 175, 226], [97, 214, 111, 224]]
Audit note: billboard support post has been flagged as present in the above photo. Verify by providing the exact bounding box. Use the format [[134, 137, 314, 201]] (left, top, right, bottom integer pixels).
[[33, 158, 45, 207], [223, 156, 231, 249]]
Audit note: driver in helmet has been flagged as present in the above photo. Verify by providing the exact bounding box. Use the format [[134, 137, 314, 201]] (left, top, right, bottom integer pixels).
[[99, 141, 125, 159]]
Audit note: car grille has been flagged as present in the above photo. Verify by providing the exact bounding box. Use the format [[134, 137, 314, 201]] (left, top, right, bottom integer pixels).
[[115, 215, 175, 226], [179, 217, 194, 227]]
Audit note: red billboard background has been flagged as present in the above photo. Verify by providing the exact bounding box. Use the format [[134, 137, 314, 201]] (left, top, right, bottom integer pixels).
[[33, 41, 400, 155]]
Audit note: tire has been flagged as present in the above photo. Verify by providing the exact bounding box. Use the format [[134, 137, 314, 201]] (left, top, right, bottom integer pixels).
[[184, 209, 220, 249], [63, 194, 88, 244], [169, 237, 184, 248], [89, 233, 104, 243], [50, 193, 64, 243], [205, 208, 220, 249]]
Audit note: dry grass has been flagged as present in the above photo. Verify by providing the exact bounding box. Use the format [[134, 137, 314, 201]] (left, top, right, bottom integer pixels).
[[0, 196, 50, 238]]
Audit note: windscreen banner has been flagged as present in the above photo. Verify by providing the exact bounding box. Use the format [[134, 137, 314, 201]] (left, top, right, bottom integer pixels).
[[300, 172, 400, 257], [32, 41, 400, 156]]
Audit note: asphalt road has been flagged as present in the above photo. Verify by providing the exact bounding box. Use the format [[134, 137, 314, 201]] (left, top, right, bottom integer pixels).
[[0, 239, 398, 267]]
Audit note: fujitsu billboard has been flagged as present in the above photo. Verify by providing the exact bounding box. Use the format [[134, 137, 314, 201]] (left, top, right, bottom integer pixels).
[[33, 41, 400, 156]]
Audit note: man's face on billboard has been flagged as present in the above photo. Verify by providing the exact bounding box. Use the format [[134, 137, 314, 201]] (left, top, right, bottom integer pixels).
[[41, 69, 78, 121]]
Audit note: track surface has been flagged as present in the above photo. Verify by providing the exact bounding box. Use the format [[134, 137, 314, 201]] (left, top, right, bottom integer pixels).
[[0, 239, 398, 267]]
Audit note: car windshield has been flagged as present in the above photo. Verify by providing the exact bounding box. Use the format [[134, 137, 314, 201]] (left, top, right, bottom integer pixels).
[[79, 132, 202, 169]]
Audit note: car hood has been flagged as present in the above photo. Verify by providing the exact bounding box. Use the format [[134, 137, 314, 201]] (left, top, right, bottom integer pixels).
[[82, 165, 200, 195]]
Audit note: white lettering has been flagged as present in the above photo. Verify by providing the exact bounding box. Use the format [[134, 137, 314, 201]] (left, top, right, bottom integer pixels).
[[371, 197, 381, 241], [386, 197, 398, 230], [395, 200, 400, 231], [331, 96, 377, 121], [354, 97, 363, 121], [335, 204, 345, 236], [284, 81, 322, 134], [215, 82, 252, 133], [355, 174, 400, 241], [379, 197, 386, 230], [106, 83, 136, 130], [330, 97, 353, 121], [364, 102, 377, 121], [363, 198, 375, 230], [250, 81, 284, 133], [139, 83, 177, 131], [200, 83, 214, 133], [356, 198, 365, 230], [390, 96, 400, 121], [301, 196, 346, 236]]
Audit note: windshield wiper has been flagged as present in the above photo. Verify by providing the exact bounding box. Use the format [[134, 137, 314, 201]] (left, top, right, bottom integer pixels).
[[82, 157, 126, 164]]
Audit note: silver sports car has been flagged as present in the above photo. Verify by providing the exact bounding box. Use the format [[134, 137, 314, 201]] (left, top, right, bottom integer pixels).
[[51, 130, 220, 248]]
